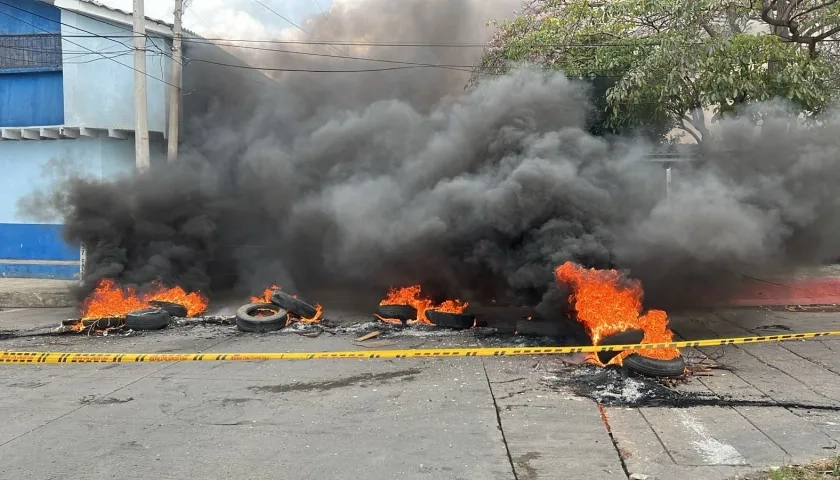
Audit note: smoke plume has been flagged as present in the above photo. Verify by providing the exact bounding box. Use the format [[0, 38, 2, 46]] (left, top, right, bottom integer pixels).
[[19, 0, 840, 310]]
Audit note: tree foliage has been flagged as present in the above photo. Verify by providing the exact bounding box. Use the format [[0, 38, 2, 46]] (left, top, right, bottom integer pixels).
[[473, 0, 840, 143]]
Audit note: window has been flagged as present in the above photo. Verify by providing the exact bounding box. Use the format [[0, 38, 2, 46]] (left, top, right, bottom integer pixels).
[[0, 33, 62, 71]]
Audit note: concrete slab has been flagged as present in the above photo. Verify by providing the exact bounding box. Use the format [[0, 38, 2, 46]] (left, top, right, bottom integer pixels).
[[4, 307, 840, 479], [0, 278, 76, 308], [606, 407, 753, 480], [0, 307, 75, 330], [501, 405, 625, 480], [0, 349, 514, 479], [639, 406, 781, 466], [483, 357, 626, 479]]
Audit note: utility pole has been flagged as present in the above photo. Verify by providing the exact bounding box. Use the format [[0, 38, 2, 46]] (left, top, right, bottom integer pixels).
[[133, 0, 150, 172], [167, 0, 183, 162]]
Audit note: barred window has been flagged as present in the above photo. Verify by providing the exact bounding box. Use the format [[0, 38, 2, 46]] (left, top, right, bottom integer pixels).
[[0, 33, 62, 70]]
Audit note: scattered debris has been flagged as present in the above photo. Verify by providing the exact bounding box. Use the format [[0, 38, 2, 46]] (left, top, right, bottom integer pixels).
[[296, 329, 324, 338], [355, 330, 382, 342]]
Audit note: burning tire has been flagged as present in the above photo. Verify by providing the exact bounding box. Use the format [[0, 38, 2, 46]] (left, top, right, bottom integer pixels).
[[270, 290, 318, 319], [149, 300, 188, 318], [623, 354, 686, 378], [515, 318, 565, 338], [236, 302, 289, 333], [375, 305, 417, 325], [597, 329, 644, 365], [63, 317, 124, 330], [125, 308, 171, 331], [426, 310, 474, 329]]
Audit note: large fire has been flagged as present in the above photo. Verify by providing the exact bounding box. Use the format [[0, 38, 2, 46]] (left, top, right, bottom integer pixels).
[[378, 285, 467, 324], [250, 285, 323, 323], [80, 278, 209, 321], [555, 262, 680, 365]]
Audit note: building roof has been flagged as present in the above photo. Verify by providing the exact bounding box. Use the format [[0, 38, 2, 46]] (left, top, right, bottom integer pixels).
[[40, 0, 201, 38]]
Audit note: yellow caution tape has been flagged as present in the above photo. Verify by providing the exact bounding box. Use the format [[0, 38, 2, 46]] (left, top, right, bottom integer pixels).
[[0, 330, 837, 364]]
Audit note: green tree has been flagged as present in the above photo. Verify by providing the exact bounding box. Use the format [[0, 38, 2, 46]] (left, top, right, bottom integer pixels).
[[473, 0, 840, 144]]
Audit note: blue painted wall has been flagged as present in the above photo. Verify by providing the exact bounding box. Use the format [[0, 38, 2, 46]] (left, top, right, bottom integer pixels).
[[0, 223, 78, 260], [0, 70, 64, 126], [61, 12, 170, 132], [0, 0, 64, 126], [0, 0, 60, 34]]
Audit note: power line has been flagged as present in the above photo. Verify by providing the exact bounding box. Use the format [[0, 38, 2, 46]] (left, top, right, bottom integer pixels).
[[184, 5, 222, 40], [0, 3, 179, 89], [247, 0, 347, 58], [49, 35, 840, 46], [180, 40, 491, 71], [0, 0, 178, 65], [182, 58, 476, 73]]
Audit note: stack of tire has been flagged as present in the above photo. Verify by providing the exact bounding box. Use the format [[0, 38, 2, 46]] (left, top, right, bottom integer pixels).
[[373, 305, 476, 330], [236, 290, 319, 333]]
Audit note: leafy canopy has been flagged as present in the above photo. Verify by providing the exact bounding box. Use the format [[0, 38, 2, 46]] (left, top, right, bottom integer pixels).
[[474, 0, 840, 143]]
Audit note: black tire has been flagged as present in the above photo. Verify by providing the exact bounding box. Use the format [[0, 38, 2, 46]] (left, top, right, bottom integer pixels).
[[426, 310, 474, 329], [515, 318, 564, 338], [375, 304, 417, 325], [148, 300, 188, 318], [597, 329, 644, 365], [623, 353, 686, 378], [63, 317, 123, 329], [270, 290, 318, 319], [125, 308, 171, 331], [236, 302, 289, 333]]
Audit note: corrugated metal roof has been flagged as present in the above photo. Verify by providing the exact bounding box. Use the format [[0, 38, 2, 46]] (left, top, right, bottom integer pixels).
[[40, 0, 202, 38]]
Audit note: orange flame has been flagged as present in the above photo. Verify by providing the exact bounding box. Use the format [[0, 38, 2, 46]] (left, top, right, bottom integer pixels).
[[250, 285, 280, 303], [299, 303, 323, 324], [80, 278, 209, 321], [147, 282, 210, 317], [555, 261, 680, 365], [378, 285, 467, 324]]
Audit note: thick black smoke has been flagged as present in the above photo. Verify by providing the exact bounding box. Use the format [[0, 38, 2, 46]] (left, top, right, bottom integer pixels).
[[19, 0, 840, 310]]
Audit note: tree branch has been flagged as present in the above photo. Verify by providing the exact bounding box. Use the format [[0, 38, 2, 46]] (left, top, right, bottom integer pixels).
[[791, 0, 838, 22], [701, 20, 718, 37], [815, 25, 840, 41], [677, 116, 703, 144]]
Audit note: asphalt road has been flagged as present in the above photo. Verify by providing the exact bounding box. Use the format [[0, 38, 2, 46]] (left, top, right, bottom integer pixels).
[[2, 307, 840, 479]]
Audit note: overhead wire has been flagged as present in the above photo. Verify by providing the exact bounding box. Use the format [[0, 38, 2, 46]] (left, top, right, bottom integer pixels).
[[0, 1, 180, 88], [247, 0, 348, 58], [47, 35, 840, 45]]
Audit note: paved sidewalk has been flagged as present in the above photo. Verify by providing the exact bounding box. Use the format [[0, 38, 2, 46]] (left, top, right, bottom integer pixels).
[[603, 308, 840, 479], [0, 278, 76, 308], [0, 307, 839, 479]]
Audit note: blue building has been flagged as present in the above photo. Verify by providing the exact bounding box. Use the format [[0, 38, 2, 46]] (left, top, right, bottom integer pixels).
[[0, 0, 178, 280]]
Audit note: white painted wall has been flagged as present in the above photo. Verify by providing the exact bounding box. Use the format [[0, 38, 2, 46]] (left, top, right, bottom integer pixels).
[[59, 11, 172, 133]]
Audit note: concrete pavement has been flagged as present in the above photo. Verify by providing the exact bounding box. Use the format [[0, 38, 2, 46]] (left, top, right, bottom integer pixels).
[[0, 278, 76, 308], [1, 307, 840, 479]]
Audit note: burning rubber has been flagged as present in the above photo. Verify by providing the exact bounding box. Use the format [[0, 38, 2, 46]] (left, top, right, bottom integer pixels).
[[63, 261, 805, 377]]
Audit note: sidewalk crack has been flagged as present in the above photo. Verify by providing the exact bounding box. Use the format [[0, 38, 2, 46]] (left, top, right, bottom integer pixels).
[[482, 359, 519, 480]]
